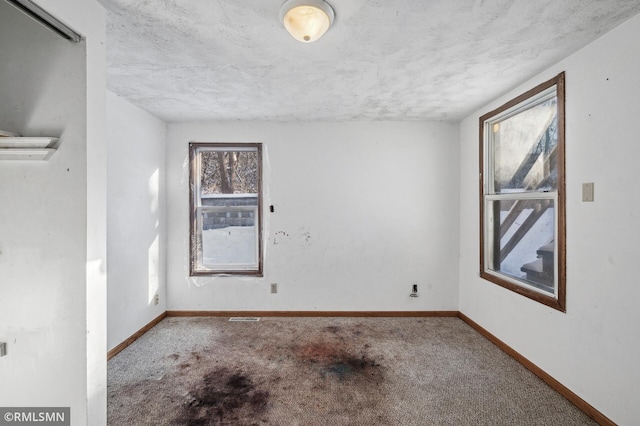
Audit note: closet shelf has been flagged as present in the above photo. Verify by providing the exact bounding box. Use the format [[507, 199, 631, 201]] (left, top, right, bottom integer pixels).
[[0, 137, 58, 161]]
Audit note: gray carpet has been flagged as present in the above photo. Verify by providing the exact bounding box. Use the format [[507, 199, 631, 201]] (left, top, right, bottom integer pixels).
[[108, 317, 596, 425]]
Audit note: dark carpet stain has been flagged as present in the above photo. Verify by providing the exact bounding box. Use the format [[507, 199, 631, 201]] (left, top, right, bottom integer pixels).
[[112, 320, 387, 425], [175, 368, 269, 426], [325, 325, 341, 334], [323, 355, 381, 381], [296, 340, 383, 383], [297, 341, 340, 361]]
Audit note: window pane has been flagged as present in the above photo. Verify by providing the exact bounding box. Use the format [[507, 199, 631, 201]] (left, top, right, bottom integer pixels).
[[200, 150, 258, 195], [487, 199, 555, 293], [199, 207, 257, 267], [492, 97, 557, 193]]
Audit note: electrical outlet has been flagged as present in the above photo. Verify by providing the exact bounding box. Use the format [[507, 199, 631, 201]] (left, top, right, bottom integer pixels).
[[154, 294, 159, 305], [271, 283, 278, 294], [0, 342, 6, 357]]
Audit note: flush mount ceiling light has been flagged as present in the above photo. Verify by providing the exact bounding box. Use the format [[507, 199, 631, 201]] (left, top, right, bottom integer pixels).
[[279, 0, 335, 43]]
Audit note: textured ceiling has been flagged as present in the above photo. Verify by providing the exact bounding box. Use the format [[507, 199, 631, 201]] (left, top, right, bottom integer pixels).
[[99, 0, 640, 122]]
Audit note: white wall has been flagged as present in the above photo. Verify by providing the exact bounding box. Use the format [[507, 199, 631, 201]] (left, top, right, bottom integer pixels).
[[0, 0, 87, 416], [107, 91, 167, 351], [0, 0, 107, 424], [167, 121, 459, 311], [458, 13, 640, 425]]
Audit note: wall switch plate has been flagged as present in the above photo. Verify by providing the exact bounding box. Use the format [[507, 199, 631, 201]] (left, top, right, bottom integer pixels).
[[270, 283, 277, 294], [582, 182, 594, 202], [0, 342, 6, 357]]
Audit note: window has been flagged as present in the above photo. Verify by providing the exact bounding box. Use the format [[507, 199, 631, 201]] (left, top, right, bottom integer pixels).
[[479, 73, 565, 311], [189, 143, 263, 276]]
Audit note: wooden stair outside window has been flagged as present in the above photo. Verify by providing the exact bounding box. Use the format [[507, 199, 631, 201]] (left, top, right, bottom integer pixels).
[[520, 241, 554, 290]]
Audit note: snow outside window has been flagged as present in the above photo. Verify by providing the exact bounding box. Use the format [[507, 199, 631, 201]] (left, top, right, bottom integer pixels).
[[479, 73, 566, 312], [189, 143, 263, 276]]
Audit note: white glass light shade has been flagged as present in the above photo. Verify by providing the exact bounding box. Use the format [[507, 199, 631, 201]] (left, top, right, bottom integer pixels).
[[280, 0, 335, 43]]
